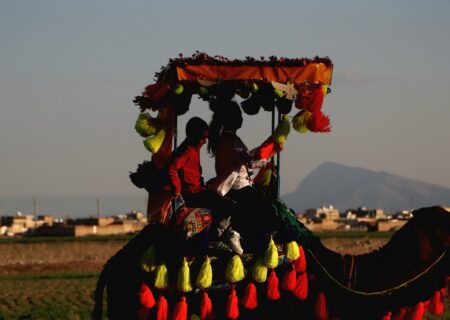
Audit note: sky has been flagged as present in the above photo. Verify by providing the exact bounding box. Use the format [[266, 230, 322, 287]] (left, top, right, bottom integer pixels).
[[1, 1, 450, 208]]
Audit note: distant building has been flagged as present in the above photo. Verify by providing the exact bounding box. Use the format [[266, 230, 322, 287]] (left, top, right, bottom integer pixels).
[[305, 206, 340, 220]]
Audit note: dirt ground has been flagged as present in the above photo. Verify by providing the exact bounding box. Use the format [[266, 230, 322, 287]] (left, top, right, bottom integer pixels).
[[0, 237, 389, 275]]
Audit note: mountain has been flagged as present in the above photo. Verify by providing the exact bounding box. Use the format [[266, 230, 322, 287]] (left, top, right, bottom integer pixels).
[[282, 162, 450, 212], [0, 194, 148, 218]]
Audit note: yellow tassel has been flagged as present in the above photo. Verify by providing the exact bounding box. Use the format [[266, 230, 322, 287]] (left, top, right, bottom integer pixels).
[[143, 126, 166, 154], [322, 84, 329, 96], [292, 110, 312, 134], [196, 256, 213, 289], [135, 113, 157, 137], [140, 245, 156, 273], [225, 255, 245, 283], [177, 257, 193, 293], [190, 315, 201, 320], [272, 115, 291, 144], [264, 238, 279, 269], [252, 257, 268, 283], [286, 241, 300, 261], [154, 264, 169, 290]]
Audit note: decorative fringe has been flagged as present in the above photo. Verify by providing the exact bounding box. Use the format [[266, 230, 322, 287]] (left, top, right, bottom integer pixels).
[[225, 255, 245, 283], [285, 241, 300, 261], [154, 264, 170, 290], [138, 282, 156, 309], [391, 307, 407, 320], [281, 264, 296, 292], [140, 245, 157, 273], [314, 292, 327, 320], [241, 282, 258, 310], [226, 286, 239, 319], [382, 311, 392, 320], [196, 256, 213, 289], [252, 257, 268, 283], [408, 302, 424, 320], [292, 272, 308, 301], [200, 290, 214, 320], [156, 294, 169, 320], [429, 290, 444, 316], [143, 127, 166, 154], [264, 238, 279, 269], [293, 245, 307, 273], [171, 296, 188, 320], [177, 258, 193, 293], [267, 269, 281, 300]]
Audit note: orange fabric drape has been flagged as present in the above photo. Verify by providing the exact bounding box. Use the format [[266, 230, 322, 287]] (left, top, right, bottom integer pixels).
[[176, 63, 333, 84]]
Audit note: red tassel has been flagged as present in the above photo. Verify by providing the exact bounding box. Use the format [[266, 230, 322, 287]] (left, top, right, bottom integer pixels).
[[138, 282, 156, 309], [200, 291, 214, 320], [314, 292, 327, 320], [156, 294, 169, 320], [429, 290, 444, 316], [226, 286, 239, 319], [296, 86, 330, 132], [171, 296, 188, 320], [241, 282, 258, 310], [382, 311, 392, 320], [293, 246, 307, 273], [292, 272, 308, 301], [408, 302, 424, 320], [281, 264, 297, 292], [391, 307, 407, 320], [267, 269, 281, 300]]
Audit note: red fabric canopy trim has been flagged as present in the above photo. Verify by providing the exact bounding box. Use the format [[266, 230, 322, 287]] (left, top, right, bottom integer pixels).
[[176, 64, 333, 84]]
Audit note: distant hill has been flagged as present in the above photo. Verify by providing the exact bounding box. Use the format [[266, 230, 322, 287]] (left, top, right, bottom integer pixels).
[[282, 162, 450, 212], [0, 194, 147, 218]]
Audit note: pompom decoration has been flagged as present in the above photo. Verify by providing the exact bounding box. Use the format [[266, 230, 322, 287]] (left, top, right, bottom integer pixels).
[[252, 257, 268, 283], [292, 272, 308, 301], [241, 282, 258, 310], [190, 315, 200, 320], [314, 292, 328, 320], [408, 302, 424, 320], [200, 291, 214, 320], [138, 282, 156, 309], [429, 289, 444, 316], [173, 91, 192, 116], [281, 264, 297, 292], [293, 245, 307, 273], [140, 245, 157, 273], [271, 115, 291, 144], [195, 256, 213, 289], [241, 93, 261, 115], [144, 82, 171, 103], [264, 238, 279, 269], [275, 97, 293, 114], [154, 264, 170, 290], [266, 269, 281, 300], [177, 258, 193, 293], [156, 294, 169, 320], [226, 286, 239, 320], [285, 241, 300, 261], [135, 113, 157, 137], [172, 296, 188, 320], [382, 311, 392, 320], [225, 255, 245, 283], [143, 127, 166, 154], [292, 110, 312, 134]]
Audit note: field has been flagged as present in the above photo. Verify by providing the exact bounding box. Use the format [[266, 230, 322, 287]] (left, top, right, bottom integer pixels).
[[0, 234, 448, 319]]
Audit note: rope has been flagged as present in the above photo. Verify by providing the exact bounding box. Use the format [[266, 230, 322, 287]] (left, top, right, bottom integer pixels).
[[307, 249, 447, 296]]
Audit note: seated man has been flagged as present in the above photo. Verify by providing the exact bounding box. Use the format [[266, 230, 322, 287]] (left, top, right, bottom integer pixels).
[[167, 117, 242, 254]]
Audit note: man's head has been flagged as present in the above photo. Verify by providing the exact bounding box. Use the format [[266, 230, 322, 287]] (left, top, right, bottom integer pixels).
[[186, 117, 209, 147]]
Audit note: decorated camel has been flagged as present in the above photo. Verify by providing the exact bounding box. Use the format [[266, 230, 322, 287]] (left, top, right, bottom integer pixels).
[[92, 53, 449, 320]]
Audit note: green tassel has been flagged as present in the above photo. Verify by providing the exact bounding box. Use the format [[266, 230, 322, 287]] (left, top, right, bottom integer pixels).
[[143, 127, 166, 154], [154, 264, 169, 290], [264, 238, 279, 269], [196, 256, 213, 289], [292, 110, 312, 134], [225, 255, 245, 283], [252, 257, 268, 283], [286, 241, 300, 261], [135, 113, 157, 137], [140, 245, 156, 273], [177, 257, 193, 293]]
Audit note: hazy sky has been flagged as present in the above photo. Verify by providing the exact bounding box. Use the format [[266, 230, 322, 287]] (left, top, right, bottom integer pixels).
[[1, 0, 450, 200]]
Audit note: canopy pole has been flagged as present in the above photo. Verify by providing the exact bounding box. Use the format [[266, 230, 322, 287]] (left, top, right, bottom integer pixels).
[[276, 111, 281, 199]]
